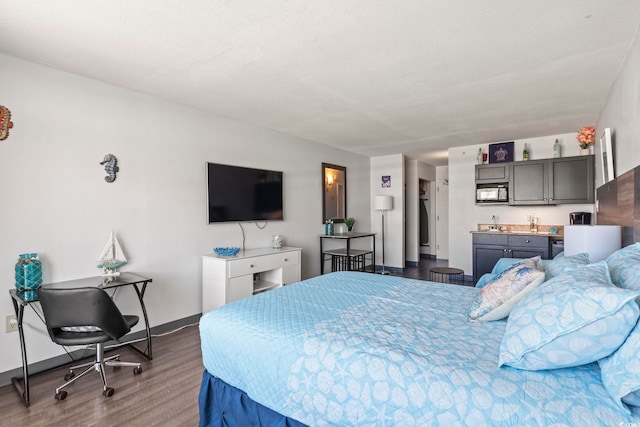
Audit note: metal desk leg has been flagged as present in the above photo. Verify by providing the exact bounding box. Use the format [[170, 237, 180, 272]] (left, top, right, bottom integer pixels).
[[129, 281, 153, 360], [11, 299, 29, 406], [320, 237, 324, 275]]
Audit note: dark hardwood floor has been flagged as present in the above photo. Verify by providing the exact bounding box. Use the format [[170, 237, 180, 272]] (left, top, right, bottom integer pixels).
[[399, 256, 475, 286], [0, 258, 471, 426], [0, 323, 203, 427]]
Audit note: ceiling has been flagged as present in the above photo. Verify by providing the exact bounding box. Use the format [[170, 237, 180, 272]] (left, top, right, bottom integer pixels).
[[1, 1, 639, 166]]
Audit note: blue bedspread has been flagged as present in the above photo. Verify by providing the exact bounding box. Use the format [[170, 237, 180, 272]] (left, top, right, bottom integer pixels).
[[200, 271, 639, 426]]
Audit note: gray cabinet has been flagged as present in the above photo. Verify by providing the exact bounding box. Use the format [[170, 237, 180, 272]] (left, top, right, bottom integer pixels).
[[472, 233, 550, 281], [549, 156, 594, 204], [509, 155, 594, 205], [475, 163, 509, 183], [509, 160, 548, 205]]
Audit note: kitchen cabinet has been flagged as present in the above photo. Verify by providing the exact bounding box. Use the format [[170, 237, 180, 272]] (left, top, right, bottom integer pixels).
[[472, 233, 551, 281], [509, 155, 594, 205], [475, 163, 509, 183]]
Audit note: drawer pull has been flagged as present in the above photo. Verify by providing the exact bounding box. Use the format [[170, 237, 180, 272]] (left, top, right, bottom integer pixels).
[[284, 258, 288, 262], [525, 239, 530, 243], [250, 264, 254, 268]]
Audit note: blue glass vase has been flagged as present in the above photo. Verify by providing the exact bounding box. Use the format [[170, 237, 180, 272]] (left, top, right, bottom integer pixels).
[[15, 253, 42, 296]]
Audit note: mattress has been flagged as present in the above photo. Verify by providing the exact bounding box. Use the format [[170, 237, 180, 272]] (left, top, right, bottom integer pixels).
[[199, 271, 639, 426]]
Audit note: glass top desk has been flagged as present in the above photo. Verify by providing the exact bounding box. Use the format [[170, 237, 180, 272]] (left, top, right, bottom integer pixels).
[[9, 272, 152, 406], [320, 232, 376, 274]]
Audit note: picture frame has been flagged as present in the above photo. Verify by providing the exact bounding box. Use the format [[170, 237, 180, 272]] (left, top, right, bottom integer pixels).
[[600, 127, 614, 183], [488, 141, 514, 163]]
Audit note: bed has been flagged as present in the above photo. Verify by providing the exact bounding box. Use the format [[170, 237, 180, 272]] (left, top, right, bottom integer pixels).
[[199, 269, 640, 426]]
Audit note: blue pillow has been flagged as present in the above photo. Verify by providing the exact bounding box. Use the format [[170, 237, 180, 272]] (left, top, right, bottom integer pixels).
[[544, 252, 589, 280], [475, 273, 495, 289], [599, 318, 640, 412], [606, 242, 640, 291], [499, 261, 640, 370], [469, 257, 545, 322], [475, 257, 539, 288]]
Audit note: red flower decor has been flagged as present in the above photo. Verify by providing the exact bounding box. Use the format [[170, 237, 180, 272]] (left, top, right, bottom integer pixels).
[[576, 126, 595, 149]]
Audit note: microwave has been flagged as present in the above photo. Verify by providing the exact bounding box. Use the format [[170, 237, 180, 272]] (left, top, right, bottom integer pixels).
[[476, 185, 508, 203]]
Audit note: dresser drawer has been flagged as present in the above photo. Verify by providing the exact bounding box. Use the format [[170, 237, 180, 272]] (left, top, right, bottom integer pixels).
[[228, 257, 269, 278], [269, 250, 300, 268], [508, 235, 548, 248]]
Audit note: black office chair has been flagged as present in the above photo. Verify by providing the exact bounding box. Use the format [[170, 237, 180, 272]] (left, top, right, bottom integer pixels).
[[38, 287, 143, 400]]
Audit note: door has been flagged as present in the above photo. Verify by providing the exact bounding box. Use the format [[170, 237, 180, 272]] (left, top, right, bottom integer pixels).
[[436, 176, 449, 260]]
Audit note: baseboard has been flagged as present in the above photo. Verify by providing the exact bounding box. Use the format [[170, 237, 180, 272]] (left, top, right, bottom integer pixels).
[[374, 265, 404, 274], [420, 253, 436, 259], [405, 261, 419, 267], [0, 313, 201, 387]]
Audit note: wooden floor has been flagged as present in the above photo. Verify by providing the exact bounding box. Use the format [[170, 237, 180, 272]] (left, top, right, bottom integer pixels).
[[0, 258, 470, 426], [0, 323, 203, 427]]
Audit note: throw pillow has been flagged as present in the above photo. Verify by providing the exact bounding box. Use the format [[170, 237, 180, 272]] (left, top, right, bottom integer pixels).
[[469, 257, 544, 322], [599, 318, 640, 412], [499, 261, 640, 370], [544, 252, 589, 280], [606, 242, 640, 291]]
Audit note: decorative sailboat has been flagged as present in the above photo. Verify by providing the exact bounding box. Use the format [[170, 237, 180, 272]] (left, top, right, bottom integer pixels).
[[97, 231, 127, 277]]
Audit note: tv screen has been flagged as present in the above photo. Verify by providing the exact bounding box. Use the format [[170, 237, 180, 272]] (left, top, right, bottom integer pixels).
[[207, 162, 283, 223]]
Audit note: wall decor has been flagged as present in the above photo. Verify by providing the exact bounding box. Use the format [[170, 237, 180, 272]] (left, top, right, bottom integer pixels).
[[100, 153, 119, 182], [600, 127, 615, 183], [381, 175, 391, 188], [488, 141, 514, 163], [0, 105, 14, 140]]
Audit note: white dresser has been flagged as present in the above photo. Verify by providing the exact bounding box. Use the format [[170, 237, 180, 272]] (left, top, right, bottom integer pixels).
[[202, 246, 302, 313]]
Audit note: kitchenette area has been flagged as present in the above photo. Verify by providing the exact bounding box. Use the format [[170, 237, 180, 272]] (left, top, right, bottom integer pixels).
[[447, 135, 598, 283]]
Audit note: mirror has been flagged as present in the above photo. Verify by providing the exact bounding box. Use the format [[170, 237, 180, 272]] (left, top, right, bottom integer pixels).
[[322, 163, 347, 223]]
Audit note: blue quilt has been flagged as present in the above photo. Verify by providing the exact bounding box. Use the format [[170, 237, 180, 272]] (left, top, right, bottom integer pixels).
[[200, 271, 639, 426]]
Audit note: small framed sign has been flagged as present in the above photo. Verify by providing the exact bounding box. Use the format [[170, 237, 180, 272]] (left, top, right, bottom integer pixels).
[[489, 141, 514, 163], [381, 176, 391, 188]]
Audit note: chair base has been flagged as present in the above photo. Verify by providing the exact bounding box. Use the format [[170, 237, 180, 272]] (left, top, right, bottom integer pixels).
[[54, 343, 142, 400]]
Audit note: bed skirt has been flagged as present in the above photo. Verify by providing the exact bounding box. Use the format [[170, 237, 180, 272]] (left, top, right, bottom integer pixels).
[[198, 370, 307, 427]]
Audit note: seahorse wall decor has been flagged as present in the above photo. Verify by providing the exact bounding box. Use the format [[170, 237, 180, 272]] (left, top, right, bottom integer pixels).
[[100, 154, 119, 183]]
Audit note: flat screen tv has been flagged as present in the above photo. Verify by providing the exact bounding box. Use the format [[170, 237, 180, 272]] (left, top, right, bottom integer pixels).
[[207, 162, 284, 223]]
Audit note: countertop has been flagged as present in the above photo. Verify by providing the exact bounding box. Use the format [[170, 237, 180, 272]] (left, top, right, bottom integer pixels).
[[470, 230, 564, 239]]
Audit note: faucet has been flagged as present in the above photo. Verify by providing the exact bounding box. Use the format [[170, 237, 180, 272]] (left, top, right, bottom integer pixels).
[[490, 215, 498, 230]]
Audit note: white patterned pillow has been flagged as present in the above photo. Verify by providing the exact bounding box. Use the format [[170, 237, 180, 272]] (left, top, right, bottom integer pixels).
[[499, 261, 640, 370], [469, 257, 544, 322], [543, 252, 589, 280], [599, 318, 640, 412], [606, 242, 640, 291]]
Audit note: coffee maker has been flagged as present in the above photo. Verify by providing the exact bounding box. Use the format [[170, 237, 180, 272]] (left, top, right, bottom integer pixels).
[[569, 212, 592, 225]]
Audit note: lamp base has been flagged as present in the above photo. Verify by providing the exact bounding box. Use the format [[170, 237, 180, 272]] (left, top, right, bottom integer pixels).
[[377, 270, 390, 275]]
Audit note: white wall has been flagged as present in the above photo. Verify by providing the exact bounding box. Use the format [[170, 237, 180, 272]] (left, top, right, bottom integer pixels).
[[0, 53, 371, 374], [370, 154, 404, 269], [596, 26, 640, 183], [448, 133, 595, 275]]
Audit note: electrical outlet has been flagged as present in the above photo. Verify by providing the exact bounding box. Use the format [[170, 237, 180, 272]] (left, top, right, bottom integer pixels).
[[5, 315, 18, 333]]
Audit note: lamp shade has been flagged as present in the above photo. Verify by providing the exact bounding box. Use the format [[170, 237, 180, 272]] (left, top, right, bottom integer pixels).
[[564, 225, 622, 262], [374, 195, 393, 211]]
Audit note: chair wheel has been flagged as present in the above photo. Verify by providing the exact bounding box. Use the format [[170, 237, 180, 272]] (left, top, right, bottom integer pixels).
[[103, 387, 115, 397], [64, 372, 75, 381], [55, 391, 67, 400], [133, 366, 142, 375]]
